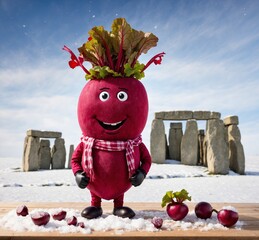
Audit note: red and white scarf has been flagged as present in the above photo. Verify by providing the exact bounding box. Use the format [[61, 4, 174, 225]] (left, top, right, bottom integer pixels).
[[81, 135, 142, 179]]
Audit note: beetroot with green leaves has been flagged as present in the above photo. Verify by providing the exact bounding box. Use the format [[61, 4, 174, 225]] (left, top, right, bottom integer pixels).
[[161, 189, 191, 221], [63, 18, 165, 219]]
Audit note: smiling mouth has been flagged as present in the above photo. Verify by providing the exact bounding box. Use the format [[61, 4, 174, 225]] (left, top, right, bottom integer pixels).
[[98, 119, 126, 131]]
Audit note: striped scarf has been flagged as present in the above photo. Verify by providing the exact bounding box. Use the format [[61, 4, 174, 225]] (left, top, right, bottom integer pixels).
[[81, 135, 142, 179]]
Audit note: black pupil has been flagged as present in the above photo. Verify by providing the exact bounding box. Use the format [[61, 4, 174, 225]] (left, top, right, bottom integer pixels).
[[102, 93, 108, 99], [119, 93, 124, 99]]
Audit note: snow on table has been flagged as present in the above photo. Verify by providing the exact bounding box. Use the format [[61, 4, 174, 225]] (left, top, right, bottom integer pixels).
[[1, 202, 257, 240]]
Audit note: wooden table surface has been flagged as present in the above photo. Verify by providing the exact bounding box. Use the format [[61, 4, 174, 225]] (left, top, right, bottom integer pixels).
[[0, 202, 258, 240]]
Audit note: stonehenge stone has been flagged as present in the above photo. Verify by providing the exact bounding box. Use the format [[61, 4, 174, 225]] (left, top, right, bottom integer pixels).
[[155, 112, 165, 119], [27, 129, 62, 138], [164, 111, 193, 120], [155, 111, 193, 120], [206, 119, 229, 174], [155, 111, 221, 121], [150, 110, 245, 175], [223, 115, 239, 126], [22, 136, 40, 171], [209, 112, 221, 119], [67, 144, 74, 169], [168, 122, 183, 161], [193, 111, 211, 120], [202, 133, 208, 167], [51, 138, 66, 169], [150, 119, 166, 163], [39, 139, 51, 169], [181, 120, 198, 165], [226, 124, 245, 174], [198, 129, 205, 165]]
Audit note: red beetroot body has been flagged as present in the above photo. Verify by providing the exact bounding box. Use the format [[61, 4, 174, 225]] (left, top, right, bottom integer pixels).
[[217, 209, 239, 227], [166, 202, 189, 221], [31, 211, 50, 226], [195, 202, 213, 219], [72, 77, 151, 201]]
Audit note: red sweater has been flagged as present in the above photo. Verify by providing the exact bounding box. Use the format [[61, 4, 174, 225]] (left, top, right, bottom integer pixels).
[[71, 141, 152, 200]]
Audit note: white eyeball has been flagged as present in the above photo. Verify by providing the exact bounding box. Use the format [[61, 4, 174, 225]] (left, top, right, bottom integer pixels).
[[117, 91, 128, 101], [99, 91, 110, 101]]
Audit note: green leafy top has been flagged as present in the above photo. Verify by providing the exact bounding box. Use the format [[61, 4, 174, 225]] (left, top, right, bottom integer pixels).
[[63, 18, 165, 80], [161, 189, 192, 208]]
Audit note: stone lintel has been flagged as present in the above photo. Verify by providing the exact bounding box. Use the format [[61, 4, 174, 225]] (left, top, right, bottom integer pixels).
[[193, 111, 211, 120], [160, 111, 193, 120], [209, 111, 221, 119], [27, 130, 62, 138], [155, 111, 221, 121], [223, 115, 239, 126], [155, 112, 165, 119]]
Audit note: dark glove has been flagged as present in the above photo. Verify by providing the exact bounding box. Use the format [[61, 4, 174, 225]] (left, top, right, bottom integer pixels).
[[75, 171, 89, 189], [130, 168, 146, 187]]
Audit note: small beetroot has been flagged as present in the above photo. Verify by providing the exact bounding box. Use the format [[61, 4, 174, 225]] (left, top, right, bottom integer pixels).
[[67, 216, 77, 226], [16, 205, 29, 217], [31, 211, 50, 226], [195, 202, 214, 219], [151, 217, 163, 229], [217, 208, 239, 227], [52, 210, 67, 221], [162, 189, 191, 221]]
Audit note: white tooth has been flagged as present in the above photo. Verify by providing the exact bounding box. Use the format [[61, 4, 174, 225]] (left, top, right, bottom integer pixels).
[[103, 121, 122, 126]]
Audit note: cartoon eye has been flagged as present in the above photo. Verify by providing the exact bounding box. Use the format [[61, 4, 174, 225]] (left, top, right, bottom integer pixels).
[[99, 91, 110, 101], [117, 91, 128, 102]]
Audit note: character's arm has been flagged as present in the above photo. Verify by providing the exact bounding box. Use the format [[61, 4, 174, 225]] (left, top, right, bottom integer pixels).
[[130, 143, 152, 187], [139, 142, 152, 174], [71, 142, 84, 175], [71, 142, 89, 188]]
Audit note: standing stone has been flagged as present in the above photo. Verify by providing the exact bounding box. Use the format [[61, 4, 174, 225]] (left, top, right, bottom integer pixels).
[[22, 136, 29, 171], [67, 144, 74, 169], [150, 119, 166, 164], [168, 122, 183, 161], [22, 136, 40, 171], [206, 119, 229, 174], [198, 129, 205, 165], [202, 132, 208, 167], [181, 120, 198, 165], [39, 140, 51, 170], [51, 138, 66, 169], [225, 119, 245, 174]]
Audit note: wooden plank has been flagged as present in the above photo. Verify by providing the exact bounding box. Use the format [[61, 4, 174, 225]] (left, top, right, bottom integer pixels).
[[0, 202, 259, 240]]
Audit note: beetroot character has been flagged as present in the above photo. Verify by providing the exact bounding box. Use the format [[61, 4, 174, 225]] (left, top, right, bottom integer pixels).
[[63, 18, 165, 219]]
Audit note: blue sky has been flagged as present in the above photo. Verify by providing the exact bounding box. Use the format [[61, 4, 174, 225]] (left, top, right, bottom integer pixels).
[[1, 0, 259, 159]]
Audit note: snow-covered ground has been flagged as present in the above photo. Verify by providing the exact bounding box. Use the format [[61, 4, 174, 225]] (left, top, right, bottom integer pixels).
[[0, 156, 259, 203]]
